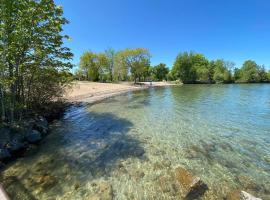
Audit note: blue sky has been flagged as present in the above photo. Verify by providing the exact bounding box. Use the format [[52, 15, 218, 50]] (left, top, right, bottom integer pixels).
[[56, 0, 270, 71]]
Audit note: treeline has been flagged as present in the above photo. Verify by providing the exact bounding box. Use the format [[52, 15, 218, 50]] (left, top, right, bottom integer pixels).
[[76, 50, 270, 84], [0, 0, 73, 124], [171, 52, 270, 84], [75, 48, 169, 82]]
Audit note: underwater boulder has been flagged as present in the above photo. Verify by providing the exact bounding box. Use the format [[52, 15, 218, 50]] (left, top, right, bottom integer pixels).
[[175, 166, 208, 199]]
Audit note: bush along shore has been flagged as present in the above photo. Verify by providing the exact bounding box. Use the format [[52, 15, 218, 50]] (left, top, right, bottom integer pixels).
[[0, 101, 70, 169]]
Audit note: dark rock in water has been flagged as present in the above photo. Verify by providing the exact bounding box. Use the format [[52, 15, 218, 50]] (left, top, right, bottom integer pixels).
[[0, 148, 11, 161], [133, 148, 144, 157], [175, 166, 208, 199], [34, 116, 49, 134], [26, 130, 42, 144], [74, 182, 80, 190], [6, 139, 26, 154]]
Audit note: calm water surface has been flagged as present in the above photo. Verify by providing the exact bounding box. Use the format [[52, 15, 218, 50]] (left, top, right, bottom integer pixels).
[[1, 84, 270, 199]]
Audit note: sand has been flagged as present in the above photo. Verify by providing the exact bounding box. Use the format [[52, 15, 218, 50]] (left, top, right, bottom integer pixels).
[[64, 81, 178, 103]]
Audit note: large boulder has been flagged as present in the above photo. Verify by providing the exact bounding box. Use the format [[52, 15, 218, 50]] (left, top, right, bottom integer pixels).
[[175, 166, 208, 199], [0, 148, 11, 161], [26, 130, 42, 144]]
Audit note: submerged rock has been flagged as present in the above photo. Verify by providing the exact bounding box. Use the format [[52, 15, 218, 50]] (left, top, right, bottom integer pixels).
[[34, 116, 49, 134], [26, 130, 42, 144], [175, 166, 208, 199], [226, 190, 262, 200], [240, 191, 262, 200]]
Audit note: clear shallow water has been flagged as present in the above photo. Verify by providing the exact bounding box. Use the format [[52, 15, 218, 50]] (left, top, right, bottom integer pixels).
[[1, 84, 270, 199]]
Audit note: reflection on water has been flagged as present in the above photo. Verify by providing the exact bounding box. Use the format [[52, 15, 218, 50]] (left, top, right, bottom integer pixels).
[[1, 84, 270, 199]]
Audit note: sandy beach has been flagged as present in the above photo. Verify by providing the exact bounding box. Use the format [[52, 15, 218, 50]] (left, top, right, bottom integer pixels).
[[64, 81, 178, 103]]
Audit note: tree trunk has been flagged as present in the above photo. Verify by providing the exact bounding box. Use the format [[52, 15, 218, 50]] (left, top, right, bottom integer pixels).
[[0, 85, 5, 122]]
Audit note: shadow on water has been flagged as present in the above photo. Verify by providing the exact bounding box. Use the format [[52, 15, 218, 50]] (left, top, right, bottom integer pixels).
[[0, 107, 145, 199]]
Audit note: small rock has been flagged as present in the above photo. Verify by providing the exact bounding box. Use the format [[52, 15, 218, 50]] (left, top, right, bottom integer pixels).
[[133, 148, 144, 157], [74, 182, 80, 190], [26, 130, 42, 144], [175, 166, 208, 199], [240, 191, 262, 200]]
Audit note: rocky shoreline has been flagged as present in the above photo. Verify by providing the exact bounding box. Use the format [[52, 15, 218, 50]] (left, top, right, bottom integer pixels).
[[0, 102, 71, 169]]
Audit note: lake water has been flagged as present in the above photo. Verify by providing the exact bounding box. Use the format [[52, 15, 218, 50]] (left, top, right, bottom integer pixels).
[[1, 84, 270, 199]]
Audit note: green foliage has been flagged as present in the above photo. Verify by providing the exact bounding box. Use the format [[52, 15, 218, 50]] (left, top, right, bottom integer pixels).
[[117, 48, 150, 83], [78, 48, 151, 83], [235, 60, 269, 83], [152, 63, 169, 81], [212, 60, 233, 83], [172, 52, 234, 83], [0, 0, 73, 123]]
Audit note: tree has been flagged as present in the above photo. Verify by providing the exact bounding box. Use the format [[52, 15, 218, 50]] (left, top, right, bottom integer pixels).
[[236, 60, 260, 83], [116, 48, 150, 83], [0, 0, 73, 123], [172, 52, 208, 83], [79, 51, 98, 81], [212, 60, 232, 83], [114, 51, 129, 81], [152, 63, 169, 81], [104, 48, 115, 82]]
